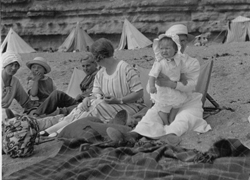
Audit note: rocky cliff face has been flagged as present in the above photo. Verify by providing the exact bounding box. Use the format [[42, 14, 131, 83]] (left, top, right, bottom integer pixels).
[[1, 0, 250, 50]]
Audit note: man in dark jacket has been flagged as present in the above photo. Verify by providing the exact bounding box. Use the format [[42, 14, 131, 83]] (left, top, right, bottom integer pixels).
[[34, 52, 99, 117]]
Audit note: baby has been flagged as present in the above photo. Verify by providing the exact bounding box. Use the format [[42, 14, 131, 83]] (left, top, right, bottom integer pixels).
[[148, 34, 188, 125]]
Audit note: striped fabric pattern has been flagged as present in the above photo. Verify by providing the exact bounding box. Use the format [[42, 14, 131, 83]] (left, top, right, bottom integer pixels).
[[90, 60, 144, 122]]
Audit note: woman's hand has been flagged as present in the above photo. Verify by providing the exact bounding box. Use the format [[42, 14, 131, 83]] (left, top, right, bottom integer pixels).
[[103, 90, 143, 105], [79, 97, 91, 111], [156, 73, 176, 89], [104, 96, 119, 104]]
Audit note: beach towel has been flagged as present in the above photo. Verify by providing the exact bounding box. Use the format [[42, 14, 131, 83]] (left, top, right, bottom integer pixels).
[[3, 125, 250, 180]]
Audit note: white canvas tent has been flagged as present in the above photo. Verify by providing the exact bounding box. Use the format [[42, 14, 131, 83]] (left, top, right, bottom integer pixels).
[[225, 16, 250, 43], [1, 28, 36, 54], [58, 22, 94, 52], [117, 19, 152, 50], [66, 67, 86, 98]]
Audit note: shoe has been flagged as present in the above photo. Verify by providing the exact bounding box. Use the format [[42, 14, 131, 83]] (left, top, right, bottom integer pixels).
[[106, 127, 138, 145], [159, 134, 181, 146], [48, 132, 58, 138], [110, 110, 128, 125], [39, 131, 49, 137], [106, 127, 124, 142]]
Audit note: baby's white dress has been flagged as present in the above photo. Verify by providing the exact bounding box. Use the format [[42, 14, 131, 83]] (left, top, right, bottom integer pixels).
[[148, 55, 188, 113]]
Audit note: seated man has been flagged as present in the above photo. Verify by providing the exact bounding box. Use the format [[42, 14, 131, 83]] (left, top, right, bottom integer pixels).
[[34, 52, 99, 117]]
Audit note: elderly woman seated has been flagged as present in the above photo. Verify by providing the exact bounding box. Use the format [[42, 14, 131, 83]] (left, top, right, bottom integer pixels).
[[40, 38, 145, 137]]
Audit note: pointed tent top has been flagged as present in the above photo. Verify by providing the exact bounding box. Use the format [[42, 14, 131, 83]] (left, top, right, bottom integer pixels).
[[57, 22, 94, 52], [116, 19, 152, 50], [232, 16, 250, 22], [1, 28, 36, 54], [124, 18, 129, 23]]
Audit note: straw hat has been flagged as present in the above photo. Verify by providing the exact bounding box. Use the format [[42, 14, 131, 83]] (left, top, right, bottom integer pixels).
[[26, 57, 51, 74], [165, 24, 194, 42]]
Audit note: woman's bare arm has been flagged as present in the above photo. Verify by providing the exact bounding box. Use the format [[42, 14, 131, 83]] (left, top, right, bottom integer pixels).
[[104, 89, 143, 104]]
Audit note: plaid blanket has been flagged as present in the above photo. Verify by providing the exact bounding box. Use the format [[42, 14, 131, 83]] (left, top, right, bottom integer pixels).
[[4, 126, 250, 180]]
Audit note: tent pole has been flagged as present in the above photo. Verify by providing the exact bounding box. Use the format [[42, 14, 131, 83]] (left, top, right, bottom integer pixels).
[[206, 93, 220, 108]]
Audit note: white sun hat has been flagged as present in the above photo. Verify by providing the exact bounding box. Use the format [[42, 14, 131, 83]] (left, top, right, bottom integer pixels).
[[2, 51, 22, 68], [165, 24, 194, 42], [153, 34, 182, 62]]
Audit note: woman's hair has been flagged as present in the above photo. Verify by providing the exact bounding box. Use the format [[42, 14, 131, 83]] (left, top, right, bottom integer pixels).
[[159, 36, 178, 52], [90, 38, 114, 62], [80, 52, 95, 63]]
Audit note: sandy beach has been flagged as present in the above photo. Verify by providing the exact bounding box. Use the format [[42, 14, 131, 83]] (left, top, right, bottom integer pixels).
[[3, 41, 250, 177]]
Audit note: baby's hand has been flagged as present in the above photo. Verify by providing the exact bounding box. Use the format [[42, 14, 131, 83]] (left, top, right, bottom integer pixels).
[[150, 86, 157, 94]]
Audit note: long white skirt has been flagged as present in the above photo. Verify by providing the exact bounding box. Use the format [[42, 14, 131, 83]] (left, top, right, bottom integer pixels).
[[132, 92, 212, 138]]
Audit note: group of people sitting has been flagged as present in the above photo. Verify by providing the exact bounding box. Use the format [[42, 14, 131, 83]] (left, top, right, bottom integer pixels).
[[2, 24, 211, 151]]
